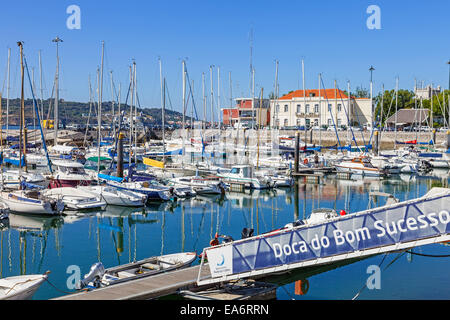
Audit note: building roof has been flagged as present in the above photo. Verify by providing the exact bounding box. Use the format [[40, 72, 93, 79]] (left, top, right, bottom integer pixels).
[[279, 89, 350, 100], [385, 109, 429, 125]]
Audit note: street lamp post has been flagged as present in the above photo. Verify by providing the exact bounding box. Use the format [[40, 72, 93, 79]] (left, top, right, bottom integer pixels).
[[369, 66, 375, 130]]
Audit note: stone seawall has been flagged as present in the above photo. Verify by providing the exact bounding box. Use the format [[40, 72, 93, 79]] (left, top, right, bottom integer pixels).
[[169, 129, 449, 151]]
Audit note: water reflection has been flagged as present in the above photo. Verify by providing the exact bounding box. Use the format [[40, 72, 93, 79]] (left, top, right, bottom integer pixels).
[[0, 168, 449, 299]]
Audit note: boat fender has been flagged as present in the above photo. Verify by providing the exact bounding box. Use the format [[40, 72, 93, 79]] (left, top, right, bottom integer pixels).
[[340, 210, 346, 216], [303, 158, 309, 165], [210, 232, 220, 246], [295, 279, 309, 296]]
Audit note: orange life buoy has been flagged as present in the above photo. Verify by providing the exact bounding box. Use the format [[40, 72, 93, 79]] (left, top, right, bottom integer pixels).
[[303, 158, 309, 165]]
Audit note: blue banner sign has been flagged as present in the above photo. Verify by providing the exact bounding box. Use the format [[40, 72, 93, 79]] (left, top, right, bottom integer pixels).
[[205, 189, 450, 278]]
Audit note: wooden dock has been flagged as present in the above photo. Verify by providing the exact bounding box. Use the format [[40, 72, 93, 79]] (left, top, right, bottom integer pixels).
[[53, 265, 212, 300]]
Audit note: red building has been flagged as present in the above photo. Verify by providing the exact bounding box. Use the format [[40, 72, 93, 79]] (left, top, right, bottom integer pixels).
[[222, 98, 270, 128]]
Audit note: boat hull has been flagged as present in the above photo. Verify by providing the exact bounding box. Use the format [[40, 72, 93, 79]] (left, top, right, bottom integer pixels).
[[49, 179, 92, 189], [0, 192, 62, 215], [0, 274, 48, 300]]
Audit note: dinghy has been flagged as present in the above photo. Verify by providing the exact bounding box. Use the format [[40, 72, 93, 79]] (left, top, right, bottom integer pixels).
[[76, 252, 197, 289], [42, 187, 106, 211], [0, 272, 49, 300]]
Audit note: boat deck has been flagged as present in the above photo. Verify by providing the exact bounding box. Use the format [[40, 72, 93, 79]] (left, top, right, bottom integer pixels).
[[53, 265, 212, 300]]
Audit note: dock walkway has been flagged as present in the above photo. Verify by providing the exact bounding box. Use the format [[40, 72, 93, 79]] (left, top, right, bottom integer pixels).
[[53, 265, 212, 300]]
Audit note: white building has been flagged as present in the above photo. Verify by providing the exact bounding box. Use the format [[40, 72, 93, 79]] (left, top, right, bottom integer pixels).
[[415, 85, 441, 100], [270, 89, 373, 128]]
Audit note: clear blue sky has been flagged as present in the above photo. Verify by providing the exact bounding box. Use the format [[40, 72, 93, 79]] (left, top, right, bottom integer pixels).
[[1, 0, 449, 120]]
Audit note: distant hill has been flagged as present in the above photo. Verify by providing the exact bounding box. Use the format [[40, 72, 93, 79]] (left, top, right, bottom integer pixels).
[[0, 98, 191, 126]]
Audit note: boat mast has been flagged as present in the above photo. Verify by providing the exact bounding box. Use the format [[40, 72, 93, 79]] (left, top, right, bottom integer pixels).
[[273, 60, 279, 129], [202, 72, 206, 138], [133, 63, 137, 165], [5, 48, 10, 140], [159, 58, 165, 166], [318, 73, 322, 147], [217, 66, 221, 142], [52, 36, 63, 147], [39, 50, 44, 125], [182, 60, 186, 165], [32, 68, 36, 144], [414, 79, 418, 142], [98, 41, 105, 174], [394, 77, 398, 150], [302, 59, 306, 144], [210, 65, 214, 161], [251, 68, 255, 129], [347, 81, 350, 146], [128, 64, 133, 166], [18, 41, 26, 174], [110, 70, 115, 141]]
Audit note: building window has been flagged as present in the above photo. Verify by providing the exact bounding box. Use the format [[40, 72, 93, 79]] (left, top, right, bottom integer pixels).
[[296, 118, 301, 126], [314, 104, 319, 113], [328, 104, 332, 111], [296, 104, 301, 113], [284, 105, 289, 113], [328, 119, 332, 126], [314, 119, 319, 126], [305, 104, 310, 114], [284, 119, 288, 127], [276, 105, 280, 113], [337, 119, 342, 127], [337, 104, 342, 112], [276, 119, 280, 127]]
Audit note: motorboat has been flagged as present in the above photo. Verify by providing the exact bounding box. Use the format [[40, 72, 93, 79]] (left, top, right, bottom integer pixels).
[[168, 176, 226, 195], [48, 160, 93, 188], [78, 185, 146, 207], [76, 252, 197, 289], [335, 157, 386, 177], [0, 189, 64, 215], [217, 165, 274, 189], [42, 187, 106, 211], [255, 169, 294, 188], [0, 272, 49, 300], [104, 180, 172, 201]]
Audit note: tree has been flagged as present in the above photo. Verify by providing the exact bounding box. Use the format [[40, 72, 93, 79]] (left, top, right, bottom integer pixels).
[[374, 89, 415, 127]]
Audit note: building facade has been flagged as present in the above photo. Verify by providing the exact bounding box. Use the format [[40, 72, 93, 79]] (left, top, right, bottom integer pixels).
[[415, 85, 441, 100], [222, 98, 270, 127], [270, 89, 373, 129]]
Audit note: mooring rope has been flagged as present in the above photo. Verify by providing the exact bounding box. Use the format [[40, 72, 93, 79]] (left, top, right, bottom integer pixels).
[[44, 277, 79, 295], [405, 250, 450, 258]]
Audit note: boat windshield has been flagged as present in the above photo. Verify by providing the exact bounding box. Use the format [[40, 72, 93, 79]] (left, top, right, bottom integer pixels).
[[230, 168, 241, 174], [59, 166, 86, 174]]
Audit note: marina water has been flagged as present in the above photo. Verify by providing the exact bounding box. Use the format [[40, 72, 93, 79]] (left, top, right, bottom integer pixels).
[[1, 171, 449, 300]]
